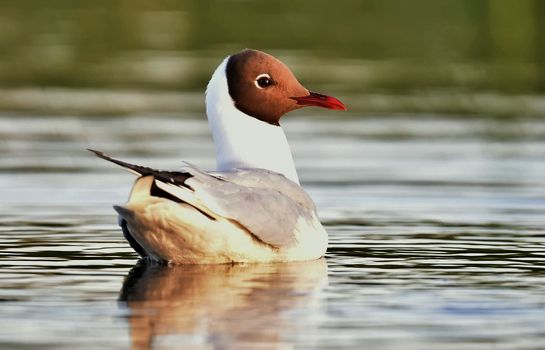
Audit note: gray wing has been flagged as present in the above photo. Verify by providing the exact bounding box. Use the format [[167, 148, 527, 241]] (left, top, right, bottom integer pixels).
[[208, 167, 316, 211], [180, 164, 318, 248], [89, 150, 317, 248]]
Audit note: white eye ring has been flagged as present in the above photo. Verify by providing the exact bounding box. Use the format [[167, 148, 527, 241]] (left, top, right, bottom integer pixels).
[[254, 73, 272, 89]]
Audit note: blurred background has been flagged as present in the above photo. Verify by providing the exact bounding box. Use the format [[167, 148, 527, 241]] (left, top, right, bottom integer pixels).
[[0, 0, 544, 116]]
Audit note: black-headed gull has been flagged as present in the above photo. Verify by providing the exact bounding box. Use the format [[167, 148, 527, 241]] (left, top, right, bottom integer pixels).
[[91, 49, 346, 264]]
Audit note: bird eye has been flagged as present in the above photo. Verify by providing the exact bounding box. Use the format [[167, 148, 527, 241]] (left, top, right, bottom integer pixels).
[[255, 74, 273, 89]]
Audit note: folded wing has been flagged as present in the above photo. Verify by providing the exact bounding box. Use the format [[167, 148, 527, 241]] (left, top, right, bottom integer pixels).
[[90, 150, 318, 248]]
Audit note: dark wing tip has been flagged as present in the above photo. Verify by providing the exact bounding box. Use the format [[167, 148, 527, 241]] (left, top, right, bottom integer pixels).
[[88, 148, 193, 185], [88, 148, 151, 176], [88, 148, 101, 154], [88, 148, 111, 160], [87, 148, 123, 165]]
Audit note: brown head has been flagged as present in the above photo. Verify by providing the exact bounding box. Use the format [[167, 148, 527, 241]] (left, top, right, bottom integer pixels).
[[226, 49, 346, 126]]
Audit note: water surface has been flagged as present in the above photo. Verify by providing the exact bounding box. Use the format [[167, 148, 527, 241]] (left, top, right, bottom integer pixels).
[[1, 114, 545, 349]]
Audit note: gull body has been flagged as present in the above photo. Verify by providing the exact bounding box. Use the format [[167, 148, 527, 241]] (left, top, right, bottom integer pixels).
[[92, 49, 345, 264]]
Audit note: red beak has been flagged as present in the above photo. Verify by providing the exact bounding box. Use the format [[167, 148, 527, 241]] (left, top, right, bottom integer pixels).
[[291, 91, 347, 111]]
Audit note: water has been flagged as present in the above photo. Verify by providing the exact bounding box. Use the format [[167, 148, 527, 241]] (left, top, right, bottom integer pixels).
[[1, 114, 545, 349]]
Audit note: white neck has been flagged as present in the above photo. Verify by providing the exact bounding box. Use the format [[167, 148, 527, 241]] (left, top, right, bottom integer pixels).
[[205, 57, 299, 184]]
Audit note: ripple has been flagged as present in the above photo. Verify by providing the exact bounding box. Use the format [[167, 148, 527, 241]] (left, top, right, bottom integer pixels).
[[1, 115, 545, 349]]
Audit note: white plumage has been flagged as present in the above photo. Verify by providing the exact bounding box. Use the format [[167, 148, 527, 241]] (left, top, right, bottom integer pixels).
[[206, 57, 300, 183], [91, 49, 346, 264]]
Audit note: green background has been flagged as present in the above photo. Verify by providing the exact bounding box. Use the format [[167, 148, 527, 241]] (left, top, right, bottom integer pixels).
[[1, 0, 543, 116]]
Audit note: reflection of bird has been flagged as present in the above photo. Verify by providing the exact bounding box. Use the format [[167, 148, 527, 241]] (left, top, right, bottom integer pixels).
[[119, 259, 328, 349], [91, 49, 346, 264]]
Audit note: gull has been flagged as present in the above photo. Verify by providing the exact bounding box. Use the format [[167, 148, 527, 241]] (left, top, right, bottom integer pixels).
[[90, 49, 346, 264]]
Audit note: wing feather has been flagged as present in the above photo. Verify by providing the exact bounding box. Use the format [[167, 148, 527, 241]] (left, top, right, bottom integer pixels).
[[91, 150, 317, 248], [181, 166, 316, 248]]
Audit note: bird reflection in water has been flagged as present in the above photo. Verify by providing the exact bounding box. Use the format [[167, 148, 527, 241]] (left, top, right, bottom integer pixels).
[[119, 259, 328, 349]]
